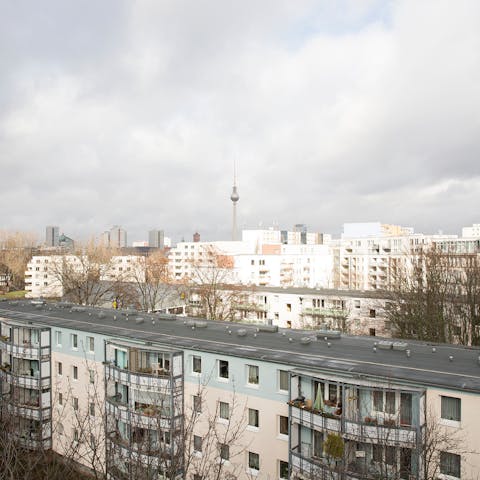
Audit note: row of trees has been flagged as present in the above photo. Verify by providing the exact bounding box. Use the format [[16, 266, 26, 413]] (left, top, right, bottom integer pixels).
[[386, 246, 480, 345]]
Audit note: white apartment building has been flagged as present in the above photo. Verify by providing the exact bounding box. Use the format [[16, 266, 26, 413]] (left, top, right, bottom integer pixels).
[[462, 223, 480, 238], [187, 285, 390, 337], [25, 255, 146, 299]]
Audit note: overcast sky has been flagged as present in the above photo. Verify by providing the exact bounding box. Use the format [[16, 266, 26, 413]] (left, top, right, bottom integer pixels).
[[1, 0, 480, 244]]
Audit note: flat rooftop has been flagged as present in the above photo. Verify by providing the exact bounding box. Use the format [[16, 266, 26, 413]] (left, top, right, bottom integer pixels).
[[1, 300, 479, 393]]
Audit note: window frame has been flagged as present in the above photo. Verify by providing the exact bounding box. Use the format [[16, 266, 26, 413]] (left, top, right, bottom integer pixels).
[[219, 401, 230, 420], [441, 396, 461, 422], [247, 364, 259, 386], [248, 451, 260, 471], [192, 355, 202, 374], [248, 408, 259, 428], [278, 370, 289, 392], [218, 360, 229, 380]]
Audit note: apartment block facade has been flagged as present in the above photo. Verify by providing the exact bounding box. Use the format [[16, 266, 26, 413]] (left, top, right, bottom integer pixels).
[[1, 301, 479, 479]]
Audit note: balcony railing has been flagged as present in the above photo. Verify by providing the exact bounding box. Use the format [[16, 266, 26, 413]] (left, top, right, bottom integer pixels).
[[105, 363, 171, 390], [2, 370, 50, 389], [106, 399, 172, 429], [289, 401, 417, 447], [7, 403, 51, 421], [302, 308, 347, 318], [0, 339, 49, 360]]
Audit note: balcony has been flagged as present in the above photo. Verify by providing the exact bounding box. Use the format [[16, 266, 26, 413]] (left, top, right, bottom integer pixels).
[[7, 403, 51, 421], [0, 339, 48, 360], [233, 303, 267, 313], [2, 370, 50, 389], [291, 447, 340, 480], [290, 402, 341, 433], [343, 419, 417, 447], [302, 308, 347, 318], [106, 398, 172, 429], [105, 363, 171, 390]]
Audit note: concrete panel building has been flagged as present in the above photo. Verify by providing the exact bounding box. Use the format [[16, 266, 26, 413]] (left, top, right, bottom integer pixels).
[[0, 301, 479, 480]]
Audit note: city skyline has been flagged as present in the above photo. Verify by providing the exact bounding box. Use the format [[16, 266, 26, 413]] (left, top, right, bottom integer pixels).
[[1, 1, 480, 242]]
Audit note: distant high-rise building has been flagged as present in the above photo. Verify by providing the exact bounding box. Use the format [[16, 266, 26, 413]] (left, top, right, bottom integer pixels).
[[58, 233, 74, 250], [294, 224, 307, 244], [148, 230, 165, 249], [45, 226, 59, 247], [109, 225, 127, 248]]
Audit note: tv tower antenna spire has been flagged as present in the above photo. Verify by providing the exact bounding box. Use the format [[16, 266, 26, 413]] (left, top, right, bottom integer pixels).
[[230, 160, 239, 241]]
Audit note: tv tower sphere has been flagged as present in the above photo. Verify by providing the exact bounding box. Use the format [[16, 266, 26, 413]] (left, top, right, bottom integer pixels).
[[230, 186, 239, 203]]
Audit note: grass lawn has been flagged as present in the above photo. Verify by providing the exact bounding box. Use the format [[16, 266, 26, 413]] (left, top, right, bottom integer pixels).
[[0, 290, 26, 300]]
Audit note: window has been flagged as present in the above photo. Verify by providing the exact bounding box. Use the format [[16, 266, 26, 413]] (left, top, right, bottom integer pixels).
[[372, 444, 382, 463], [354, 300, 361, 309], [385, 391, 395, 414], [247, 365, 259, 385], [373, 390, 383, 411], [441, 396, 461, 422], [193, 355, 202, 374], [193, 435, 202, 453], [369, 309, 376, 318], [89, 402, 95, 416], [73, 397, 79, 411], [385, 446, 396, 465], [279, 415, 288, 436], [89, 369, 95, 384], [279, 370, 289, 392], [90, 434, 96, 448], [71, 334, 78, 349], [248, 451, 260, 471], [58, 393, 63, 405], [193, 475, 202, 480], [219, 360, 229, 379], [248, 408, 259, 428], [72, 365, 78, 380], [440, 452, 461, 478], [55, 331, 62, 346], [193, 395, 202, 413], [73, 429, 79, 442], [313, 431, 323, 458], [279, 460, 289, 479], [219, 401, 229, 420], [57, 362, 63, 376], [220, 444, 229, 461], [286, 303, 292, 312], [86, 336, 94, 353], [58, 423, 64, 435]]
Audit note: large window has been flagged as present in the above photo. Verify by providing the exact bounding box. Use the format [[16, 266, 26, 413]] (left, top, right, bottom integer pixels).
[[71, 334, 78, 349], [248, 408, 259, 428], [193, 395, 202, 413], [220, 444, 229, 461], [279, 460, 289, 479], [55, 331, 62, 347], [279, 415, 288, 436], [247, 365, 259, 385], [218, 360, 229, 379], [279, 370, 289, 392], [193, 435, 202, 453], [248, 452, 260, 471], [219, 401, 230, 420], [441, 396, 461, 422], [86, 336, 94, 353], [193, 355, 202, 374], [440, 452, 461, 478]]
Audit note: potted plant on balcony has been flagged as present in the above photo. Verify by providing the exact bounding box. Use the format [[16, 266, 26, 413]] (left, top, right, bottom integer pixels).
[[364, 416, 378, 425], [324, 433, 344, 468]]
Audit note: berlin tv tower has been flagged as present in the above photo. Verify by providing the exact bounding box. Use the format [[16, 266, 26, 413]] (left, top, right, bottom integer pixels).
[[230, 162, 239, 241]]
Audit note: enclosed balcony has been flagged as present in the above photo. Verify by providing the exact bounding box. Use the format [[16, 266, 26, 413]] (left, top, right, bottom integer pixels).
[[289, 372, 423, 450]]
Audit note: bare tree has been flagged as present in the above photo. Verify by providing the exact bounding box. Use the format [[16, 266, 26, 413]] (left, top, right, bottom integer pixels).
[[129, 251, 180, 313], [386, 245, 480, 345], [0, 230, 37, 292], [47, 241, 127, 306], [187, 246, 243, 321]]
